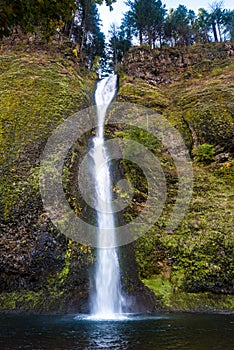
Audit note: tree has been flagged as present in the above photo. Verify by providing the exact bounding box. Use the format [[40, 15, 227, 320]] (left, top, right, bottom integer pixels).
[[193, 4, 231, 43], [125, 0, 166, 47], [194, 2, 232, 43], [94, 0, 117, 9], [0, 0, 116, 39], [107, 23, 132, 71], [209, 1, 225, 42], [222, 9, 234, 40], [0, 0, 76, 39], [143, 0, 166, 48], [164, 5, 195, 46], [0, 0, 109, 67], [152, 0, 167, 47], [194, 8, 212, 43], [121, 9, 137, 44], [126, 0, 148, 44], [70, 0, 106, 65]]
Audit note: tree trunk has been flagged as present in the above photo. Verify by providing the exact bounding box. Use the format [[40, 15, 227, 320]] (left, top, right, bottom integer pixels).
[[159, 32, 162, 49], [217, 22, 222, 42], [212, 20, 218, 42], [147, 26, 152, 47], [139, 29, 143, 45]]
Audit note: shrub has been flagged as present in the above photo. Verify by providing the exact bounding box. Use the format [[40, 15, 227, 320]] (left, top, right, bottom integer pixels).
[[196, 143, 215, 163]]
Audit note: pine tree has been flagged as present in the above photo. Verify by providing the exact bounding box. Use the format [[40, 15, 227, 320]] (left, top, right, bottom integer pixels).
[[222, 9, 234, 40], [125, 0, 166, 47], [164, 5, 195, 46], [107, 23, 131, 71], [0, 0, 116, 39], [194, 8, 212, 43]]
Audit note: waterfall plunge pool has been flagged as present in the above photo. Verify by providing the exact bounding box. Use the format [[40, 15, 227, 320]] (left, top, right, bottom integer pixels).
[[0, 312, 233, 349]]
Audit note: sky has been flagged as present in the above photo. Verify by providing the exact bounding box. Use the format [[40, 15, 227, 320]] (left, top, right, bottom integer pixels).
[[98, 0, 234, 34]]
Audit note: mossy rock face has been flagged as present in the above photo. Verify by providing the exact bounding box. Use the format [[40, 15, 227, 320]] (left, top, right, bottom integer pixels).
[[122, 41, 234, 85], [132, 160, 233, 297], [172, 65, 234, 153], [142, 275, 234, 312], [118, 45, 234, 311], [118, 77, 170, 111], [119, 54, 234, 154], [0, 50, 157, 314], [1, 42, 234, 313], [0, 52, 95, 218], [0, 51, 96, 312]]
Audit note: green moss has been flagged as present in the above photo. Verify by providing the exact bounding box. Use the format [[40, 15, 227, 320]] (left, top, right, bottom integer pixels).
[[0, 52, 95, 219], [0, 290, 45, 311], [45, 239, 92, 296], [46, 239, 73, 293], [0, 241, 93, 312], [134, 161, 234, 301], [170, 65, 234, 150], [118, 56, 234, 311], [120, 51, 234, 152], [143, 275, 234, 311], [196, 143, 215, 163], [142, 276, 172, 306], [118, 77, 170, 111]]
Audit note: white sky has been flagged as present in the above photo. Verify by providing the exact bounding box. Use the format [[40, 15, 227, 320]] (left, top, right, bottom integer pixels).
[[98, 0, 234, 34]]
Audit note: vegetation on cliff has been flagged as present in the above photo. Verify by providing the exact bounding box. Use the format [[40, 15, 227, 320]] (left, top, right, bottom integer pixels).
[[107, 1, 234, 70], [0, 0, 117, 69], [117, 42, 234, 311], [0, 38, 233, 312], [0, 43, 97, 312], [0, 41, 155, 313]]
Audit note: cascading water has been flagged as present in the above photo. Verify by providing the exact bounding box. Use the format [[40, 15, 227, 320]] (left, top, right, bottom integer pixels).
[[90, 75, 124, 319]]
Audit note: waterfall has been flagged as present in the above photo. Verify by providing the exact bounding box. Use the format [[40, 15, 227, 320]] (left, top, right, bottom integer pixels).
[[90, 75, 124, 319]]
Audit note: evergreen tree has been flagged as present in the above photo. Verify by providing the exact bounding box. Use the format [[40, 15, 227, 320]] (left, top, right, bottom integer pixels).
[[222, 9, 234, 39], [194, 8, 212, 43], [209, 1, 224, 42], [107, 23, 132, 71], [0, 0, 116, 39], [0, 0, 76, 39], [125, 0, 166, 47], [68, 0, 106, 66], [0, 0, 118, 68], [164, 5, 195, 46]]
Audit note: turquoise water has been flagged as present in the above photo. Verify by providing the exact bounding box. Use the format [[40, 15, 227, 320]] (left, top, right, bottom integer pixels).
[[0, 312, 233, 349]]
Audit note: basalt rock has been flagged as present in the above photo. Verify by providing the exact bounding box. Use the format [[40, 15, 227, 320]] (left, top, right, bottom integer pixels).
[[122, 42, 234, 85]]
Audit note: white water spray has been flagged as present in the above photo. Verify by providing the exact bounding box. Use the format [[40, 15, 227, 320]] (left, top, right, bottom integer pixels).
[[90, 75, 124, 319]]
